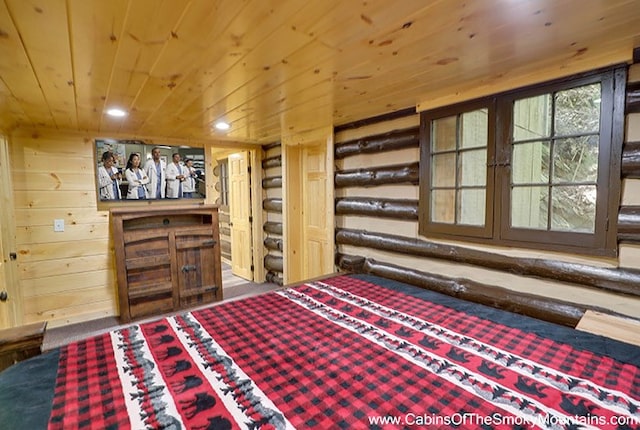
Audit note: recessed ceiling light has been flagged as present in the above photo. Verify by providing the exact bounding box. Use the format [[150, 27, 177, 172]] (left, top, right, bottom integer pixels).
[[106, 108, 127, 117], [214, 121, 230, 131]]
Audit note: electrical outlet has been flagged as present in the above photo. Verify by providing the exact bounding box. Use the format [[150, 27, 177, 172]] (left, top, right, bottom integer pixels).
[[53, 219, 65, 232]]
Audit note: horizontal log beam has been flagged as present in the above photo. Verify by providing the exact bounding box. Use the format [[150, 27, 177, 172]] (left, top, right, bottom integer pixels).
[[618, 206, 640, 242], [627, 82, 640, 114], [336, 228, 640, 297], [264, 255, 283, 273], [263, 222, 283, 235], [220, 226, 231, 236], [262, 155, 282, 169], [335, 162, 419, 188], [262, 176, 282, 189], [263, 198, 282, 213], [622, 141, 640, 178], [335, 197, 418, 220], [335, 254, 366, 272], [218, 212, 230, 224], [334, 107, 415, 133], [337, 255, 586, 327], [220, 240, 231, 254], [266, 271, 284, 286], [262, 141, 281, 151], [264, 237, 283, 251], [335, 127, 419, 159]]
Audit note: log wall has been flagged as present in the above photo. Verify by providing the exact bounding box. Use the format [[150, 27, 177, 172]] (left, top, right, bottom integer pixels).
[[336, 255, 587, 327], [619, 61, 640, 266], [261, 143, 284, 285], [334, 74, 640, 318], [211, 159, 231, 263]]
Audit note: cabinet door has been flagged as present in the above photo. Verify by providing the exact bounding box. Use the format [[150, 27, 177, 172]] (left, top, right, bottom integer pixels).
[[175, 227, 221, 307], [123, 230, 174, 319]]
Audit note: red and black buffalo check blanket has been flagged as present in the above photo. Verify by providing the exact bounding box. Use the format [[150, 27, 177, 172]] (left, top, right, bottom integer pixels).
[[45, 274, 640, 429]]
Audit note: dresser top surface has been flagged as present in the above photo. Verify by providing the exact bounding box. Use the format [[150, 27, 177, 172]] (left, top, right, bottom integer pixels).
[[110, 204, 219, 218]]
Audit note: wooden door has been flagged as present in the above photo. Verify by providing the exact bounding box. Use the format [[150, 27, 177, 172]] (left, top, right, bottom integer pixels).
[[0, 223, 11, 329], [175, 227, 221, 307], [301, 142, 334, 279], [228, 152, 253, 280], [282, 131, 334, 284], [0, 135, 19, 328]]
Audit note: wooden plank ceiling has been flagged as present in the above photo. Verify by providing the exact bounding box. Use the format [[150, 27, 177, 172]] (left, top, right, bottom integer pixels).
[[0, 0, 639, 144]]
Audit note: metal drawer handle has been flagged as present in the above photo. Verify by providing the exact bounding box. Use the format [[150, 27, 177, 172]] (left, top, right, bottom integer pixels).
[[181, 265, 197, 273]]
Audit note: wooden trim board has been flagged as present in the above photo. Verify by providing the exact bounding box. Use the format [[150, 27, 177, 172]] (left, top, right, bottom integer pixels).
[[576, 310, 640, 347]]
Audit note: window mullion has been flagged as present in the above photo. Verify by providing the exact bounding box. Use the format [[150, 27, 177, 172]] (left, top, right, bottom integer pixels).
[[455, 114, 461, 224], [547, 93, 557, 232]]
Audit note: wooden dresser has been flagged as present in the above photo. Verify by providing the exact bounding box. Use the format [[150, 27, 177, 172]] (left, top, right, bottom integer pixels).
[[111, 205, 223, 322], [0, 321, 47, 372]]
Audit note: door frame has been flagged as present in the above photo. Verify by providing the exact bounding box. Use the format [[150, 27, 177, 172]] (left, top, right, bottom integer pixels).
[[206, 144, 265, 283], [0, 134, 22, 328]]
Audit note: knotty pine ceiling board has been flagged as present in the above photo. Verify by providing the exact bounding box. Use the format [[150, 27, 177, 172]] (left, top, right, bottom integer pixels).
[[0, 1, 52, 128], [6, 0, 76, 130], [67, 0, 129, 133], [100, 0, 192, 134], [0, 0, 639, 143], [129, 0, 249, 136], [139, 0, 322, 141]]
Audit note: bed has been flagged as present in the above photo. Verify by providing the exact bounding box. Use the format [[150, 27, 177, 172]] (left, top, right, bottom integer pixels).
[[1, 273, 639, 429]]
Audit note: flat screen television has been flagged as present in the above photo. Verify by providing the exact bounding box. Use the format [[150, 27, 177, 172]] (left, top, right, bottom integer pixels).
[[95, 139, 205, 202]]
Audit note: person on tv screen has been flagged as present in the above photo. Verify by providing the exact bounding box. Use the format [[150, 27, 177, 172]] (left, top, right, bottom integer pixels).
[[144, 147, 166, 199], [165, 153, 186, 199], [124, 153, 150, 199], [97, 151, 121, 200]]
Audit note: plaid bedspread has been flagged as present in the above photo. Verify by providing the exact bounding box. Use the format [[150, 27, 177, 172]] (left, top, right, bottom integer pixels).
[[47, 275, 640, 429]]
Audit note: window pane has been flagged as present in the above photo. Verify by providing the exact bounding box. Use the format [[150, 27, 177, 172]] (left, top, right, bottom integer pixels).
[[432, 153, 456, 187], [431, 190, 455, 223], [554, 83, 601, 135], [458, 189, 485, 225], [551, 185, 596, 233], [511, 186, 548, 229], [461, 109, 488, 149], [459, 149, 486, 186], [552, 136, 598, 183], [513, 94, 551, 141], [432, 116, 457, 152], [512, 142, 549, 184], [420, 69, 617, 254]]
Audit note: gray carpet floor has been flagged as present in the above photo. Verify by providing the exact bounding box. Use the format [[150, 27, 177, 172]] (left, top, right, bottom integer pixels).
[[42, 265, 279, 351]]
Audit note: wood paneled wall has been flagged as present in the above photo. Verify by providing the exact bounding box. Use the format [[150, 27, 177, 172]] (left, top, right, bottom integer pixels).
[[334, 69, 640, 318], [9, 130, 116, 327], [7, 129, 222, 328]]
